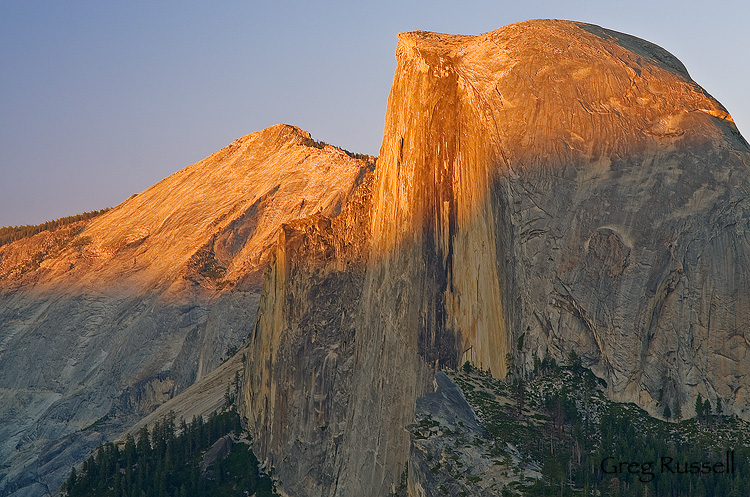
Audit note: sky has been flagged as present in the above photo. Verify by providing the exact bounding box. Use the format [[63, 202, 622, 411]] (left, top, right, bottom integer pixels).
[[1, 1, 748, 227]]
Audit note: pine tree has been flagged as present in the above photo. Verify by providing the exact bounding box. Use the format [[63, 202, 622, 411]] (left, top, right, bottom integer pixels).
[[136, 426, 150, 457], [124, 434, 136, 468], [673, 400, 682, 421], [663, 403, 672, 419], [512, 377, 526, 417], [223, 382, 233, 411], [569, 350, 582, 372], [233, 371, 242, 397], [703, 399, 712, 424], [695, 393, 704, 419], [65, 466, 77, 496]]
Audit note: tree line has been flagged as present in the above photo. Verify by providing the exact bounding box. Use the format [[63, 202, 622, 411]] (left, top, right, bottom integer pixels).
[[63, 405, 277, 497], [0, 208, 111, 247]]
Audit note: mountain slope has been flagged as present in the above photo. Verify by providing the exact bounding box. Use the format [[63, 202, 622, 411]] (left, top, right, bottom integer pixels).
[[0, 124, 373, 497]]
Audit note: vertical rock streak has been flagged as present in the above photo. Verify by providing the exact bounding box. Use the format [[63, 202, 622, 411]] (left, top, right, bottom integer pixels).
[[335, 31, 515, 497], [369, 31, 510, 378]]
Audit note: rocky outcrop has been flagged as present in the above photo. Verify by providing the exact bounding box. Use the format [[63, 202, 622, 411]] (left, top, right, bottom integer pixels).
[[242, 19, 750, 497], [125, 349, 246, 439], [407, 372, 523, 497], [0, 124, 373, 497], [200, 435, 234, 474]]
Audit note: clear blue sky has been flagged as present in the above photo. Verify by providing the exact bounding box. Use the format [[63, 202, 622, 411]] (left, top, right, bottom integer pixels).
[[1, 1, 747, 227]]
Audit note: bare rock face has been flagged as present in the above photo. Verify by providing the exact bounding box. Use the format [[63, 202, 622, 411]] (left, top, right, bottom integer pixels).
[[242, 20, 750, 496], [407, 372, 512, 497], [242, 167, 374, 496], [376, 20, 750, 408], [373, 18, 750, 419], [0, 124, 373, 497]]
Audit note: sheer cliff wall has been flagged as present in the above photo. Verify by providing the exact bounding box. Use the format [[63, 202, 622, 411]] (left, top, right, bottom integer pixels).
[[362, 19, 750, 422], [243, 168, 374, 496]]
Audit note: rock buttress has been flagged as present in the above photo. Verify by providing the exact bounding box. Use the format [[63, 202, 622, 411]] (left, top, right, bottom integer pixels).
[[243, 168, 374, 497], [334, 28, 516, 496]]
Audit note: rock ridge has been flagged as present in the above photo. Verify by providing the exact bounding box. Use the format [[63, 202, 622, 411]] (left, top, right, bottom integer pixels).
[[0, 124, 373, 497]]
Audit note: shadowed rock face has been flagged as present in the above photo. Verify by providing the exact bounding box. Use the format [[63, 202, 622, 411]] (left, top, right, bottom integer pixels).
[[0, 124, 373, 497], [242, 167, 375, 496], [243, 20, 750, 496]]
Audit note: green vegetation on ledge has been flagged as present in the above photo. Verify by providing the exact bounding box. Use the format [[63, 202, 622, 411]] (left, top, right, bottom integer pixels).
[[300, 135, 374, 162], [431, 356, 750, 496]]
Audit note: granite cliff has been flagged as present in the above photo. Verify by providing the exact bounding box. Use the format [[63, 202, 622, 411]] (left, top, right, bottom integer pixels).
[[242, 19, 750, 496], [0, 124, 373, 496], [3, 17, 750, 497]]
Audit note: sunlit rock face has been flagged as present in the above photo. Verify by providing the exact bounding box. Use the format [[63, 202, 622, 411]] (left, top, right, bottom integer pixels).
[[243, 20, 750, 496], [377, 20, 750, 403], [0, 124, 372, 497], [374, 18, 750, 416]]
